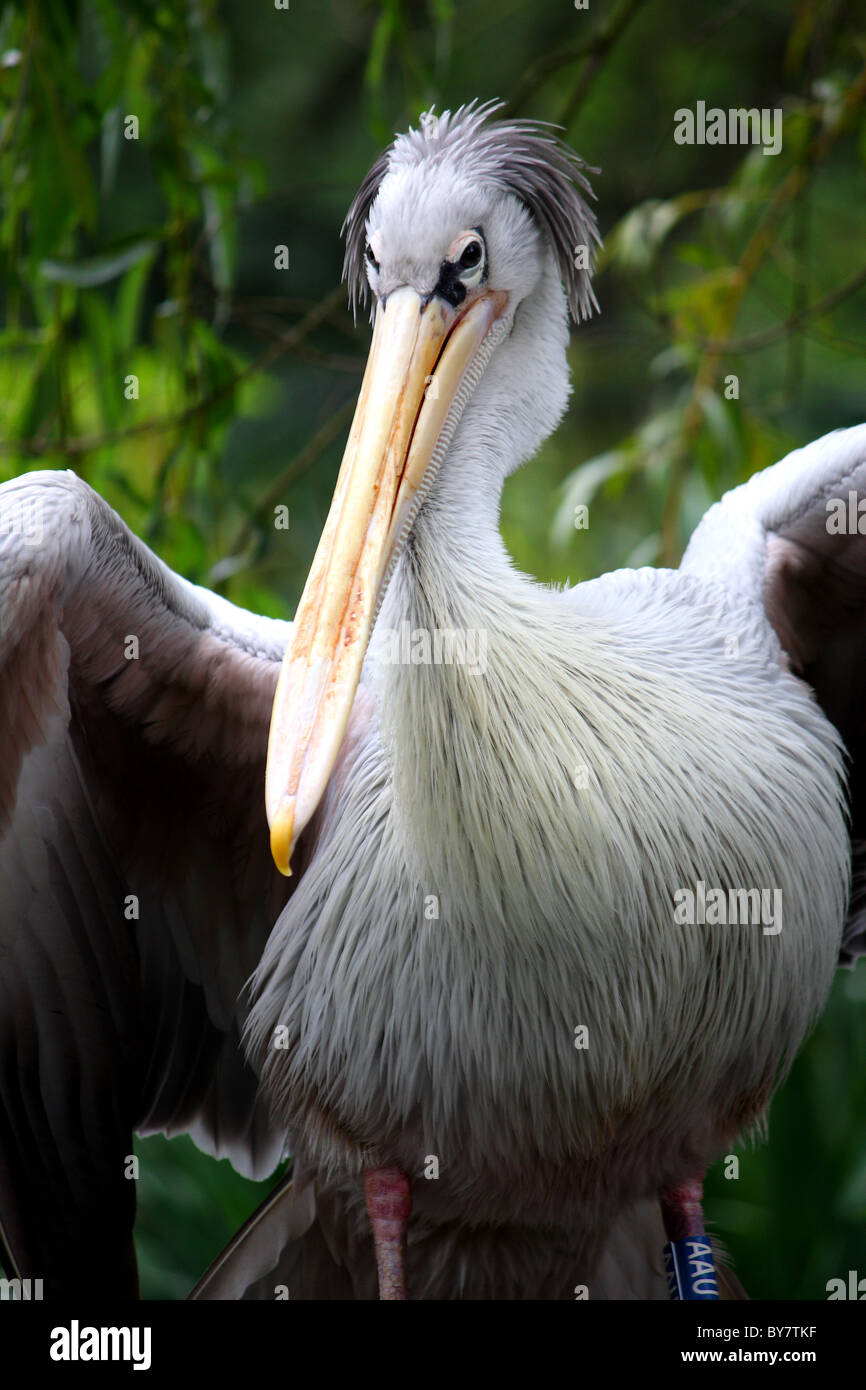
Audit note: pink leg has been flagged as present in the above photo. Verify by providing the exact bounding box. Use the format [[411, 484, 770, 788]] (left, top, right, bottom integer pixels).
[[659, 1175, 705, 1241], [364, 1165, 411, 1300], [659, 1174, 720, 1300]]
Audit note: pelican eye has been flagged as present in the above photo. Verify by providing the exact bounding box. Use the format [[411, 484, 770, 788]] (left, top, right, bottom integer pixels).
[[434, 230, 487, 307], [366, 245, 380, 272], [453, 231, 486, 287], [458, 241, 482, 270]]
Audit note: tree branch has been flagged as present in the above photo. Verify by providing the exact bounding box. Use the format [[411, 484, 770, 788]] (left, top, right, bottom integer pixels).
[[695, 263, 866, 354], [557, 0, 653, 128], [510, 0, 652, 117]]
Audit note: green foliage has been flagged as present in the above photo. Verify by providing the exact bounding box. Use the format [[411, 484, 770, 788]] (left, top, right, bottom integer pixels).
[[0, 0, 264, 584], [1, 0, 865, 1298], [133, 1135, 289, 1300]]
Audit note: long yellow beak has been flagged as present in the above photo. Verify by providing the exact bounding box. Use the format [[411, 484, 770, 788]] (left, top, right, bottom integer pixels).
[[265, 284, 508, 874]]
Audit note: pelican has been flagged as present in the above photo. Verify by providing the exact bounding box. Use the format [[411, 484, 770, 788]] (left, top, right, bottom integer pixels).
[[0, 101, 863, 1301]]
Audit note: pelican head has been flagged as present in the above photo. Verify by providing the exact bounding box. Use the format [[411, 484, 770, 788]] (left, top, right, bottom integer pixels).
[[266, 101, 601, 873]]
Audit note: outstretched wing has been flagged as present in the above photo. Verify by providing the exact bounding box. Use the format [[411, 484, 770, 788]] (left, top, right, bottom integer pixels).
[[0, 470, 295, 1294], [681, 422, 866, 964]]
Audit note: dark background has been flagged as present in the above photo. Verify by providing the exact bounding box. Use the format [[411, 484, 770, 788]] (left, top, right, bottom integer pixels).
[[1, 0, 865, 1298]]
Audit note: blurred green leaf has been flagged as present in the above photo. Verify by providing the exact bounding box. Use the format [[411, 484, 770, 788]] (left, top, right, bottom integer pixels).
[[39, 238, 159, 288]]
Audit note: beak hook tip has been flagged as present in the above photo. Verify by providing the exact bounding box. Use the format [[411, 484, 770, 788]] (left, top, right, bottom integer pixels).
[[270, 803, 295, 878]]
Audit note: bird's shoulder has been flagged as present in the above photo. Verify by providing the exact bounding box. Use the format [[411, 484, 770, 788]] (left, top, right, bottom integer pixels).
[[560, 562, 779, 669]]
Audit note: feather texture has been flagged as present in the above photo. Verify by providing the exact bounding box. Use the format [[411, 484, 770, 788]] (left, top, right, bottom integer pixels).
[[0, 472, 294, 1292]]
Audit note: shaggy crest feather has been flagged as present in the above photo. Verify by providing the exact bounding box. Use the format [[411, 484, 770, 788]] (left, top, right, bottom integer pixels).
[[342, 99, 601, 321]]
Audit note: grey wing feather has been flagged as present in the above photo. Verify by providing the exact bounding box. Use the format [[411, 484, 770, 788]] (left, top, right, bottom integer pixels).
[[189, 1176, 320, 1300], [0, 470, 293, 1292], [681, 423, 866, 964]]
